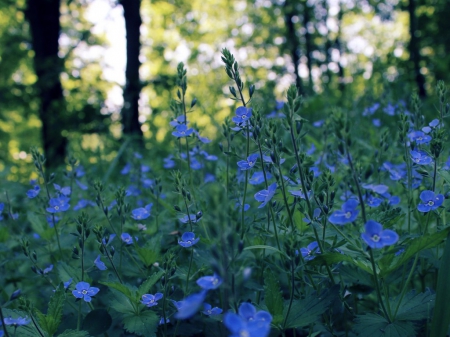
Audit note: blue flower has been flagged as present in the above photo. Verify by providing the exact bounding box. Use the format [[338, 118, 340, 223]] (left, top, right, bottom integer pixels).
[[164, 155, 176, 169], [4, 316, 31, 326], [64, 278, 72, 289], [27, 185, 40, 198], [46, 196, 70, 213], [131, 203, 153, 220], [361, 220, 399, 249], [237, 153, 259, 170], [0, 203, 4, 221], [299, 241, 320, 261], [328, 199, 359, 225], [121, 163, 131, 175], [223, 302, 272, 337], [72, 282, 99, 302], [410, 150, 433, 165], [172, 124, 194, 138], [169, 115, 186, 127], [254, 183, 277, 208], [179, 214, 200, 224], [174, 290, 207, 319], [232, 106, 252, 125], [178, 232, 200, 248], [409, 131, 432, 144], [54, 183, 71, 196], [417, 190, 444, 212], [362, 184, 389, 194], [363, 103, 380, 116], [73, 199, 96, 211], [235, 200, 250, 212], [366, 195, 382, 208], [249, 171, 271, 185], [141, 293, 163, 307], [42, 264, 53, 275], [94, 255, 107, 271], [197, 273, 222, 290], [202, 303, 223, 316], [159, 317, 170, 325], [121, 233, 134, 245]]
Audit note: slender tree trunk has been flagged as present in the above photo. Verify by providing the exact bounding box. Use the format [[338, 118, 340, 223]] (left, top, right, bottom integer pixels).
[[284, 0, 303, 94], [120, 0, 143, 144], [335, 1, 345, 93], [408, 0, 426, 97], [302, 0, 313, 93], [26, 0, 66, 167]]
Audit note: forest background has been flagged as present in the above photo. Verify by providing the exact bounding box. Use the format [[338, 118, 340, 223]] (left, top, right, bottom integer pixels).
[[1, 0, 449, 177]]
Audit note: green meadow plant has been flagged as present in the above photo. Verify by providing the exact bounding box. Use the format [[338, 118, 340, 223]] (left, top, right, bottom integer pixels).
[[1, 50, 450, 337]]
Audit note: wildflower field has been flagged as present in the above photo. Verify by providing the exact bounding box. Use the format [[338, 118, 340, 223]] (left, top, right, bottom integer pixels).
[[1, 50, 450, 337]]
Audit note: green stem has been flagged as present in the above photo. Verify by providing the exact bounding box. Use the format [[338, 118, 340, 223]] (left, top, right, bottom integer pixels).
[[392, 253, 420, 319], [369, 248, 391, 322], [0, 306, 11, 337], [185, 249, 194, 295]]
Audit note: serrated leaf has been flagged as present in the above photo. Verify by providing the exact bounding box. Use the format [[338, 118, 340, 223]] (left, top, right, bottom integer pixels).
[[99, 281, 134, 300], [264, 269, 284, 325], [45, 284, 66, 335], [82, 309, 112, 336], [309, 253, 373, 274], [284, 286, 338, 329], [137, 270, 165, 298], [353, 314, 416, 336], [136, 247, 160, 267], [431, 231, 450, 337], [57, 262, 80, 285], [123, 310, 159, 336], [391, 289, 435, 321], [58, 329, 90, 337], [380, 228, 450, 277], [244, 245, 291, 260], [27, 212, 54, 241], [107, 288, 136, 315]]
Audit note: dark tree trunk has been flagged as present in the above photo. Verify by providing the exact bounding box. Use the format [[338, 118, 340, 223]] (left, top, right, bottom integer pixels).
[[120, 0, 143, 144], [284, 0, 303, 94], [408, 0, 426, 97], [26, 0, 66, 167], [335, 2, 345, 93], [302, 0, 313, 93]]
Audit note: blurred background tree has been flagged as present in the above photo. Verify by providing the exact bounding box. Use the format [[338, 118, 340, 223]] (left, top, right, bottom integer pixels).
[[0, 0, 448, 178]]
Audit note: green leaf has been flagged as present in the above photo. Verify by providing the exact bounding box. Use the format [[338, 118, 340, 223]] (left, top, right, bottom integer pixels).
[[107, 288, 136, 315], [57, 262, 81, 285], [58, 330, 90, 337], [391, 289, 435, 321], [82, 309, 112, 336], [380, 228, 450, 277], [284, 286, 338, 329], [309, 253, 373, 274], [431, 230, 450, 337], [137, 270, 165, 298], [353, 314, 416, 336], [123, 310, 159, 336], [45, 284, 66, 335], [136, 247, 161, 268], [99, 281, 134, 300], [28, 212, 54, 241], [263, 269, 284, 325], [244, 245, 291, 260]]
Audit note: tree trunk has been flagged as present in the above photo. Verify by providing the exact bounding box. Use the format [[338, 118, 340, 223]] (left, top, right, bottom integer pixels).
[[302, 0, 313, 94], [120, 0, 143, 144], [284, 0, 303, 94], [408, 0, 426, 97], [26, 0, 66, 167]]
